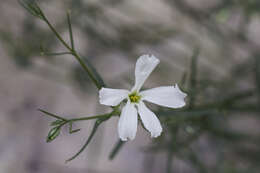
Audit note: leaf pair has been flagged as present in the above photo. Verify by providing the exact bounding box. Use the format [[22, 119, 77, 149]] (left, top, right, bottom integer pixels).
[[43, 112, 80, 143], [19, 0, 44, 20], [47, 126, 61, 143]]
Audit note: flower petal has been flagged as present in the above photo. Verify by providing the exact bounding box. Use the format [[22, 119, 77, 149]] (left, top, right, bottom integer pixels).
[[140, 84, 187, 108], [132, 54, 160, 92], [137, 101, 162, 138], [99, 88, 129, 106], [118, 101, 138, 141]]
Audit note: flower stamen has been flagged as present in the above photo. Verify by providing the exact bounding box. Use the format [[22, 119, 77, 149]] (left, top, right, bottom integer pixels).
[[129, 92, 141, 103]]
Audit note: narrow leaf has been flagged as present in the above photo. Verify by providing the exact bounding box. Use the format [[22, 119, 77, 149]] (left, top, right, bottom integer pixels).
[[109, 140, 125, 160], [46, 126, 61, 142], [19, 0, 44, 20], [65, 117, 110, 163], [188, 48, 200, 109], [180, 71, 187, 87], [38, 109, 67, 121], [81, 55, 106, 88], [41, 52, 72, 56], [67, 10, 74, 50], [255, 55, 260, 106]]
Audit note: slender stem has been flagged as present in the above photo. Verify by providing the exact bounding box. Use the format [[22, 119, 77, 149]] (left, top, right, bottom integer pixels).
[[166, 150, 174, 173], [71, 52, 103, 89], [42, 15, 71, 50], [188, 48, 199, 109], [67, 10, 74, 50], [65, 117, 107, 162], [188, 148, 208, 173], [255, 56, 260, 105], [41, 52, 72, 56], [68, 113, 116, 123], [38, 109, 67, 121], [65, 120, 99, 162], [39, 108, 118, 124], [40, 12, 102, 89], [166, 126, 178, 173]]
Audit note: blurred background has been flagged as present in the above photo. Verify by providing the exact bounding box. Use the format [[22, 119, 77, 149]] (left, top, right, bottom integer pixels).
[[0, 0, 260, 172]]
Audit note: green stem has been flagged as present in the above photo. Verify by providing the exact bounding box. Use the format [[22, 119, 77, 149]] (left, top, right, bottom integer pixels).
[[166, 150, 174, 173], [68, 113, 116, 123], [39, 108, 118, 124], [41, 52, 72, 56], [188, 48, 200, 109], [38, 109, 67, 121], [40, 12, 102, 89], [65, 120, 100, 163], [65, 116, 110, 162], [71, 51, 103, 89], [67, 10, 74, 50], [42, 15, 71, 50]]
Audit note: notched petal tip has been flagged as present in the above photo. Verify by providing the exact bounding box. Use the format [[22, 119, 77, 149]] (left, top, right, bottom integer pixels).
[[98, 88, 105, 104], [174, 84, 187, 98], [133, 54, 160, 92], [139, 54, 160, 65], [99, 88, 111, 105], [173, 84, 187, 108], [140, 84, 187, 108], [150, 118, 162, 138], [119, 137, 128, 141], [151, 130, 162, 138], [98, 87, 105, 98], [119, 136, 135, 141]]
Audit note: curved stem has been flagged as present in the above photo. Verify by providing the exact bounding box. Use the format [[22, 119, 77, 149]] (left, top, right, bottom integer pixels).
[[65, 120, 100, 163]]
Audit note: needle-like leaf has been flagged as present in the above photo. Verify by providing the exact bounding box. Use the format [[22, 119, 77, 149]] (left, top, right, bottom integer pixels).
[[65, 117, 110, 163], [38, 109, 67, 121], [109, 140, 125, 160], [46, 126, 61, 142], [40, 51, 72, 56], [67, 10, 75, 50], [19, 0, 44, 20], [188, 48, 200, 109]]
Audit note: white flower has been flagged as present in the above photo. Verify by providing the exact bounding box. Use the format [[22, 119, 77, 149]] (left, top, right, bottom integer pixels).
[[99, 55, 187, 141]]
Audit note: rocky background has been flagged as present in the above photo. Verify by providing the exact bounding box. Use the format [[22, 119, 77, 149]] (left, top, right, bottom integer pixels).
[[0, 0, 260, 173]]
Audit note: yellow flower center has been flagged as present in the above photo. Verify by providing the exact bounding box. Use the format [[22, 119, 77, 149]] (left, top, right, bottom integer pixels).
[[129, 92, 141, 103]]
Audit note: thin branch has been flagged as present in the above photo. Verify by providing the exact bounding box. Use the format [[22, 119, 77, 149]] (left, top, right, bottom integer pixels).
[[38, 108, 117, 123], [66, 117, 111, 162], [188, 48, 200, 109], [34, 4, 104, 89], [67, 10, 75, 50], [68, 113, 117, 123], [38, 109, 67, 121], [41, 52, 72, 56]]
